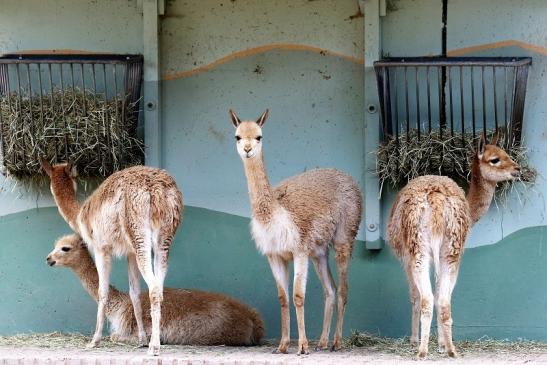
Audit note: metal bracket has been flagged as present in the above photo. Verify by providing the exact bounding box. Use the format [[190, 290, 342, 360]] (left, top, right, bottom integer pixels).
[[362, 0, 383, 250]]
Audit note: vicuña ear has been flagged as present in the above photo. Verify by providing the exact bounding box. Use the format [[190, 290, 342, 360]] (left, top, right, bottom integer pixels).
[[229, 109, 241, 128], [40, 157, 53, 177], [256, 109, 269, 127], [65, 162, 78, 178], [490, 129, 500, 146], [477, 134, 486, 158]]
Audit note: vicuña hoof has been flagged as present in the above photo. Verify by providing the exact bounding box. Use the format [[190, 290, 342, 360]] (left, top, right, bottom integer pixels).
[[273, 339, 289, 354], [315, 344, 329, 352], [438, 344, 446, 353], [447, 349, 459, 358], [298, 340, 310, 355], [147, 344, 160, 356], [416, 350, 428, 360], [86, 340, 99, 349]]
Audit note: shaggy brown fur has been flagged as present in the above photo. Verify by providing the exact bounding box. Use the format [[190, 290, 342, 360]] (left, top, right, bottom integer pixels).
[[40, 160, 183, 356], [46, 235, 264, 346], [387, 135, 520, 359], [230, 110, 363, 354]]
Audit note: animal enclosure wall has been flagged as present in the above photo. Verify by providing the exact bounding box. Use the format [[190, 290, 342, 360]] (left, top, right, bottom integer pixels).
[[0, 0, 545, 341]]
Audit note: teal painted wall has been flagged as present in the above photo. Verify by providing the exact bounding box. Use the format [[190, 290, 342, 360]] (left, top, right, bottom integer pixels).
[[1, 207, 545, 339], [0, 0, 546, 341]]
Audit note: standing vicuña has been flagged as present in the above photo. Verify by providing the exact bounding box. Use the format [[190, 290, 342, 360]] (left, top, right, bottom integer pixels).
[[47, 234, 264, 346], [40, 161, 183, 356], [230, 109, 363, 354], [387, 135, 520, 359]]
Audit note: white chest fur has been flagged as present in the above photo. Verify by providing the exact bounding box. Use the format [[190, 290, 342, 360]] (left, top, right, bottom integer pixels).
[[251, 207, 300, 256]]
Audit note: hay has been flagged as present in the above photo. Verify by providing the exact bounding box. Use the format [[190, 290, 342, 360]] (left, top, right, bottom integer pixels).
[[0, 88, 144, 182], [344, 330, 547, 356], [0, 332, 136, 351], [376, 129, 536, 197]]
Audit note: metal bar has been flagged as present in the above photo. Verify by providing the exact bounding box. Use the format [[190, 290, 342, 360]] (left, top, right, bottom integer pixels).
[[493, 66, 498, 132], [0, 54, 143, 64], [102, 63, 111, 170], [373, 57, 532, 67], [6, 65, 15, 165], [426, 66, 431, 133], [26, 64, 35, 161], [415, 66, 420, 140], [460, 66, 465, 148], [509, 67, 517, 144], [471, 66, 476, 139], [404, 67, 409, 136], [48, 63, 57, 162], [448, 66, 454, 137], [81, 63, 86, 116], [113, 64, 121, 169], [438, 67, 443, 139], [394, 67, 399, 141], [0, 66, 4, 164], [60, 63, 68, 159], [38, 64, 44, 128], [510, 65, 529, 146], [16, 64, 25, 167], [504, 67, 508, 142], [481, 66, 486, 135]]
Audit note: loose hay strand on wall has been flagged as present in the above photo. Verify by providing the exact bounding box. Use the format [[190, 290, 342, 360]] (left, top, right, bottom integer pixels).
[[0, 88, 144, 182], [376, 129, 536, 197]]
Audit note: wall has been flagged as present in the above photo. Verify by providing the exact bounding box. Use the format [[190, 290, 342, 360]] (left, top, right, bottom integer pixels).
[[0, 0, 545, 342]]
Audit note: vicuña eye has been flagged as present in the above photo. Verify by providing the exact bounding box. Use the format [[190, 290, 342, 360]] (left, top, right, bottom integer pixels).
[[489, 158, 500, 164], [256, 136, 262, 141], [61, 247, 71, 252], [235, 136, 242, 141]]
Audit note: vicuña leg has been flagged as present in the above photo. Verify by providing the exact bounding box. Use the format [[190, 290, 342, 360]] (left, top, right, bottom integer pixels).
[[135, 244, 161, 356], [405, 264, 420, 346], [311, 254, 336, 351], [332, 243, 352, 351], [436, 259, 460, 358], [412, 255, 434, 359], [267, 254, 290, 354], [88, 250, 112, 348], [293, 254, 309, 355], [127, 253, 148, 347]]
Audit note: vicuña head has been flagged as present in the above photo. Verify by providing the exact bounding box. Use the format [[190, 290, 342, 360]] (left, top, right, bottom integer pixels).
[[474, 133, 521, 183], [46, 234, 88, 268], [230, 109, 268, 159], [40, 158, 79, 195]]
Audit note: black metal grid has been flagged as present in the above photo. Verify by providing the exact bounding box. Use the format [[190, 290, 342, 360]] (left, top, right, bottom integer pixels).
[[374, 57, 532, 148], [0, 53, 143, 170]]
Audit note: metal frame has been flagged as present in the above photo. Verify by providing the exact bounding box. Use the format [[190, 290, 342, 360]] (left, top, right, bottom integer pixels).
[[374, 56, 532, 148]]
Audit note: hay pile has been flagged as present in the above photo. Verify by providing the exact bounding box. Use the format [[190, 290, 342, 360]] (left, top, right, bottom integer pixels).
[[0, 89, 144, 181], [344, 330, 547, 356], [376, 129, 536, 196]]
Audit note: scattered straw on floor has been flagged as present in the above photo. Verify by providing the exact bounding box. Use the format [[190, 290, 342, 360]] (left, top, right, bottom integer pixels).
[[344, 330, 547, 357], [0, 89, 144, 182], [376, 129, 536, 199], [1, 332, 545, 357]]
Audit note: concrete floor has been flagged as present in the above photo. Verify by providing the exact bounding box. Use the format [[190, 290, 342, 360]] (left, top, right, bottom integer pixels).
[[1, 344, 546, 365]]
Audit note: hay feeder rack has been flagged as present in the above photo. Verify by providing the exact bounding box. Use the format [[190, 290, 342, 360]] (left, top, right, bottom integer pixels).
[[373, 57, 532, 186], [0, 53, 144, 179]]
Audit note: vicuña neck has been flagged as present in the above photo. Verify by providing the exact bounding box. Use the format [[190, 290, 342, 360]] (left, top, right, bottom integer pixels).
[[467, 157, 496, 224], [243, 155, 278, 224], [71, 252, 125, 304], [52, 183, 81, 233]]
